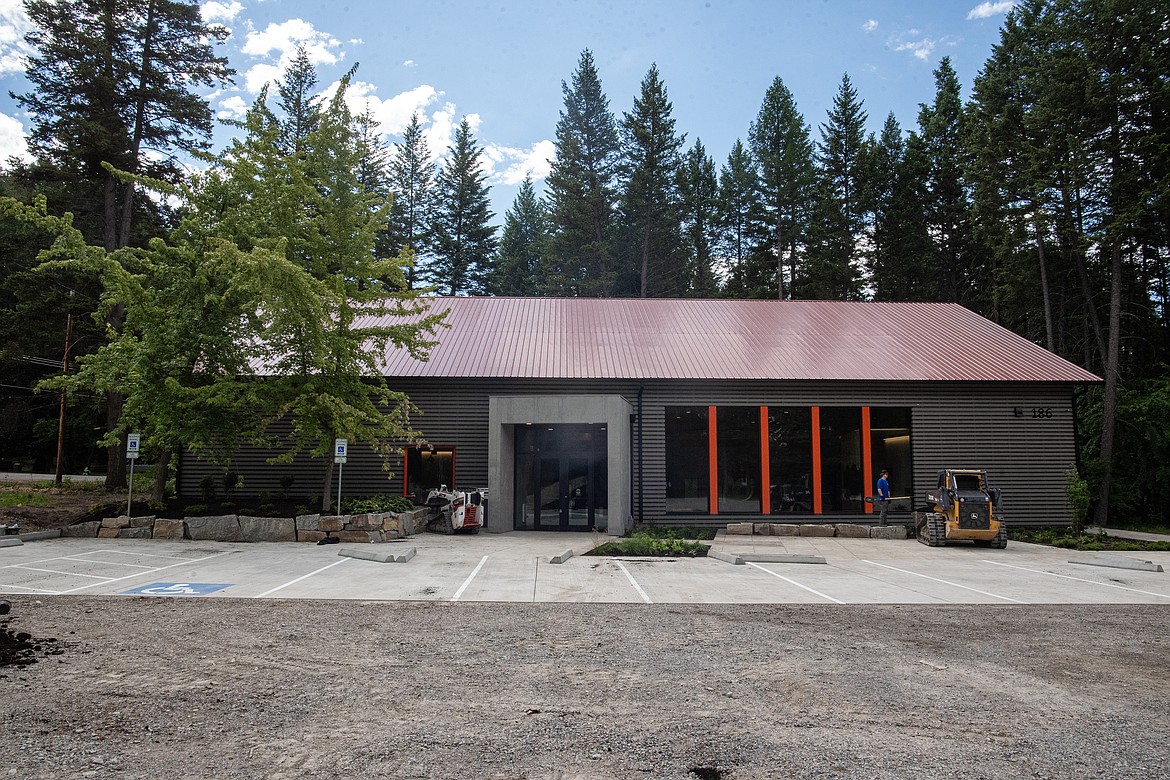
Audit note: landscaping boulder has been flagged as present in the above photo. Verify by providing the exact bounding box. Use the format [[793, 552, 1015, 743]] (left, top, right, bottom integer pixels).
[[295, 514, 321, 532], [336, 530, 380, 544], [238, 516, 296, 542], [129, 515, 156, 528], [346, 513, 380, 531], [101, 516, 131, 530], [152, 518, 184, 540], [798, 524, 836, 537], [768, 524, 800, 536], [297, 530, 328, 543], [117, 526, 153, 539], [185, 515, 244, 542], [97, 527, 120, 539], [869, 525, 908, 540], [318, 516, 345, 532], [835, 523, 870, 538], [725, 522, 754, 535], [61, 521, 101, 538]]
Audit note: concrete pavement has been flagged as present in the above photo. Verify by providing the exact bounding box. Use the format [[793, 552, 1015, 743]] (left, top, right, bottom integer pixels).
[[2, 529, 1169, 605]]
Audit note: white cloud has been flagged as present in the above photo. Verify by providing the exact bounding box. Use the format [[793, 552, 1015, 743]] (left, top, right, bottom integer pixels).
[[0, 0, 35, 77], [967, 1, 1015, 20], [240, 18, 343, 93], [483, 139, 555, 186], [0, 111, 29, 164], [424, 103, 481, 159], [894, 37, 937, 61], [403, 59, 417, 68], [322, 80, 439, 137], [863, 19, 878, 33], [200, 1, 244, 22], [217, 95, 249, 120]]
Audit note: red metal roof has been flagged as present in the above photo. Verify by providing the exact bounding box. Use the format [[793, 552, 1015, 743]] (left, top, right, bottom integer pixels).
[[366, 297, 1102, 383]]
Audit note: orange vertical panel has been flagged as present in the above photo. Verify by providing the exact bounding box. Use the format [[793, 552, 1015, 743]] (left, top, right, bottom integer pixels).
[[708, 406, 718, 515], [811, 406, 822, 514], [759, 406, 770, 516], [862, 407, 873, 514]]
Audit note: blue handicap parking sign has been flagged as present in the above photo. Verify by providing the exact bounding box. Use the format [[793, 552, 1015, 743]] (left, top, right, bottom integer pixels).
[[122, 582, 232, 596]]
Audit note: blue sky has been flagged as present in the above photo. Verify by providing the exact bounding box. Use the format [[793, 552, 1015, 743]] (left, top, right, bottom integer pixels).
[[0, 0, 1016, 224]]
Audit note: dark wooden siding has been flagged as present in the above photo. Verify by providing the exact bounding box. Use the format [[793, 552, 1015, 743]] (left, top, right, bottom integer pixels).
[[179, 378, 1079, 525]]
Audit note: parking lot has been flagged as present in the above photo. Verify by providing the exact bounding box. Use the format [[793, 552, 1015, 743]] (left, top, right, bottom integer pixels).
[[2, 531, 1168, 604]]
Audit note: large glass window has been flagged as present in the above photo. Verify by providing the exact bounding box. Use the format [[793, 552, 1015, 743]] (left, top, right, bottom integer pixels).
[[819, 407, 864, 512], [514, 425, 607, 530], [405, 446, 454, 500], [665, 406, 709, 513], [767, 407, 813, 513], [717, 407, 761, 513], [869, 408, 912, 506]]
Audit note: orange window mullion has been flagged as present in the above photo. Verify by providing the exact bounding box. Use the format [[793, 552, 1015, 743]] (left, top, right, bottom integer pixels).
[[759, 406, 770, 515], [403, 447, 411, 497], [708, 406, 718, 515], [811, 406, 822, 514], [862, 406, 873, 514]]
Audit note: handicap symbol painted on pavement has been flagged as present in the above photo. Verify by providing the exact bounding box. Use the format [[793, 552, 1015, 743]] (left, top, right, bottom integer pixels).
[[122, 582, 232, 596]]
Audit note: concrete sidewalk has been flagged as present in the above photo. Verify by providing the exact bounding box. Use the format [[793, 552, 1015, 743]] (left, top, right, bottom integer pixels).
[[0, 471, 107, 483], [1088, 525, 1170, 543]]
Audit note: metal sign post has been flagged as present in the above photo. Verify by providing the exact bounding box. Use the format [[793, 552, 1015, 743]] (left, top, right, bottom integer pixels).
[[126, 433, 140, 517], [334, 438, 348, 515]]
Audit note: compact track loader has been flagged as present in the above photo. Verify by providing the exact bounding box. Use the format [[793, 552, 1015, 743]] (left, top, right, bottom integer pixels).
[[425, 486, 486, 534], [915, 468, 1006, 548]]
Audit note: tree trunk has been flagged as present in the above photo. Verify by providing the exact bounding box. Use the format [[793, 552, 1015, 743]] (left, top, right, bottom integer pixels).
[[151, 448, 171, 505], [1094, 240, 1123, 527], [1033, 211, 1056, 352], [321, 457, 335, 513]]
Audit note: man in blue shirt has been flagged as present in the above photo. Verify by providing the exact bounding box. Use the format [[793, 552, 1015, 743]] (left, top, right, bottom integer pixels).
[[876, 468, 891, 526]]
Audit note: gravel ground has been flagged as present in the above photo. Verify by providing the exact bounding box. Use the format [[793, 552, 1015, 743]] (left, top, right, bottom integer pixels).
[[1, 597, 1168, 779]]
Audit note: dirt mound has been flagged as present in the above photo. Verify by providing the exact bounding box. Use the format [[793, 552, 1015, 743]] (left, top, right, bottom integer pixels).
[[0, 615, 64, 676]]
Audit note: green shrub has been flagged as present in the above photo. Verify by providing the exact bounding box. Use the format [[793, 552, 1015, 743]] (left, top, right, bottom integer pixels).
[[184, 503, 207, 515], [1065, 468, 1091, 533], [278, 475, 296, 499], [343, 494, 416, 514], [628, 524, 716, 540], [199, 475, 217, 503], [586, 532, 709, 557]]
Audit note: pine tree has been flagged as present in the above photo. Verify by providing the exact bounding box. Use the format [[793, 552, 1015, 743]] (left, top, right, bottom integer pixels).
[[867, 114, 930, 301], [429, 118, 497, 295], [716, 140, 769, 298], [748, 77, 815, 299], [489, 176, 550, 296], [388, 113, 437, 290], [676, 139, 720, 297], [618, 64, 686, 298], [803, 74, 868, 300], [545, 50, 621, 296], [275, 45, 321, 154]]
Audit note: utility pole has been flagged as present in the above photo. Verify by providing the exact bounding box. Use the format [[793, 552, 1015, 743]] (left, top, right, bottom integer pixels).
[[54, 311, 73, 485]]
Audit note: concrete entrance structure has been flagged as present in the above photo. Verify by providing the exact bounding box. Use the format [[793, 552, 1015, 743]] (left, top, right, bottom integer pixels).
[[488, 394, 633, 533]]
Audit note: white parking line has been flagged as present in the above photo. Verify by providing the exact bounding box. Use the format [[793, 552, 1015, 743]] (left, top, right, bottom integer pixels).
[[982, 559, 1170, 600], [451, 556, 489, 602], [614, 560, 652, 603], [57, 550, 236, 594], [0, 582, 59, 594], [9, 565, 115, 580], [746, 562, 845, 604], [253, 558, 349, 598], [862, 560, 1025, 603]]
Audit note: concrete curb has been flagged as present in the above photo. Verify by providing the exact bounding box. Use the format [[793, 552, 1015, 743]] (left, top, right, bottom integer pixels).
[[1069, 554, 1164, 573], [18, 530, 62, 542], [708, 550, 744, 565], [738, 553, 827, 564], [0, 537, 24, 548], [339, 546, 417, 564], [550, 549, 574, 564]]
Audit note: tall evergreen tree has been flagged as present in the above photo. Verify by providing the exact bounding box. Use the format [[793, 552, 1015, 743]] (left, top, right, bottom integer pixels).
[[388, 113, 437, 290], [489, 176, 549, 296], [13, 0, 232, 487], [677, 139, 720, 297], [803, 74, 868, 299], [867, 115, 931, 301], [545, 49, 622, 296], [716, 140, 769, 298], [275, 45, 321, 154], [748, 76, 815, 299], [918, 57, 975, 304], [429, 118, 497, 295], [618, 64, 686, 298]]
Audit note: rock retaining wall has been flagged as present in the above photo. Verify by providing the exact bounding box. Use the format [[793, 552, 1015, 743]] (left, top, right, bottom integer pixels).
[[728, 522, 908, 540], [74, 507, 437, 543]]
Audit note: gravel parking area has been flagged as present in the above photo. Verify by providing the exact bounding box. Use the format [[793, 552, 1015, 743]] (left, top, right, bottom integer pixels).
[[2, 597, 1168, 779]]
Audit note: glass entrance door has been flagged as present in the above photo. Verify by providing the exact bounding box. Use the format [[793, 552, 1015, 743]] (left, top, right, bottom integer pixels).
[[517, 425, 607, 531]]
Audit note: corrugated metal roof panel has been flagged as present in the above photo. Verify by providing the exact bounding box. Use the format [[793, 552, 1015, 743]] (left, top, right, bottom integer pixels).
[[365, 297, 1101, 383]]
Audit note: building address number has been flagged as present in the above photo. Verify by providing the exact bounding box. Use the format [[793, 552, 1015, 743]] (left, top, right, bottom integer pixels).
[[1014, 407, 1056, 418]]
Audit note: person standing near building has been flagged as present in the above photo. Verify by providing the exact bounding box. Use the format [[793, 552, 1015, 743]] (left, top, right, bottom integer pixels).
[[876, 468, 891, 526]]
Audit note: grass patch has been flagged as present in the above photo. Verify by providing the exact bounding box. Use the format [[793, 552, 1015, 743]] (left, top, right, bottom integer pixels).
[[629, 524, 717, 540], [586, 532, 710, 557], [0, 491, 54, 507], [1011, 527, 1170, 552]]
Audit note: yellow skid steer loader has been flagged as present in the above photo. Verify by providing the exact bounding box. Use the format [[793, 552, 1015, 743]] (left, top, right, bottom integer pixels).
[[915, 469, 1006, 548]]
